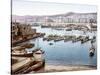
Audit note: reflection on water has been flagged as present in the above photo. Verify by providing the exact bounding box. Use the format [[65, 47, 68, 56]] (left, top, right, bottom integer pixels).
[[25, 26, 97, 66]]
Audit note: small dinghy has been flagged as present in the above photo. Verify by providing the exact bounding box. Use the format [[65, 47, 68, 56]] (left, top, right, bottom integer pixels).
[[49, 43, 53, 45]]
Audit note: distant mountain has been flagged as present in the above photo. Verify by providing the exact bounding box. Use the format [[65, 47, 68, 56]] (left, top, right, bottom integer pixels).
[[12, 12, 97, 24]]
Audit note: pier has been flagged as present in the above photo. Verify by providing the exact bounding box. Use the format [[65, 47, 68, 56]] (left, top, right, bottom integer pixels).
[[11, 22, 45, 74]]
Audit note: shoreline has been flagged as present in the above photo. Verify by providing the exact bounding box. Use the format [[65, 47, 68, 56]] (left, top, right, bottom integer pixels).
[[44, 64, 97, 72]]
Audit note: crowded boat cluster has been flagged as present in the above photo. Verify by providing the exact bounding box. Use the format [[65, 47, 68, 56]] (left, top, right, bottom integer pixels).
[[43, 34, 96, 44]]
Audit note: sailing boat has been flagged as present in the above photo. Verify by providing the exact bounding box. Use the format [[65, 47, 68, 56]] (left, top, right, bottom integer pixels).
[[89, 44, 95, 57]]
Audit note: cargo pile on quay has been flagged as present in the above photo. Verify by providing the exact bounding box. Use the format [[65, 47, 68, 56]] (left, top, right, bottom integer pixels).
[[12, 22, 45, 46]]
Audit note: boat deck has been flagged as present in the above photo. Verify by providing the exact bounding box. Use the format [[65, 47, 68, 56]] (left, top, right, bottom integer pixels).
[[12, 58, 34, 72]]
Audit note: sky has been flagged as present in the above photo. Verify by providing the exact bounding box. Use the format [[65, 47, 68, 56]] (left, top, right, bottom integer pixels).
[[12, 0, 97, 16]]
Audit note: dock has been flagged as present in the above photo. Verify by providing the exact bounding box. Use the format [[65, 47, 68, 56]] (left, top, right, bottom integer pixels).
[[12, 33, 45, 46]]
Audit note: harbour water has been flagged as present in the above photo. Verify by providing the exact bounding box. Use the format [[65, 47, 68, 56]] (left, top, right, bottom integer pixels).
[[24, 26, 97, 66]]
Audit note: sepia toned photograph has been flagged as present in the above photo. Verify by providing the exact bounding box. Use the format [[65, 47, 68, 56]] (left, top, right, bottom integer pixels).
[[11, 0, 97, 74]]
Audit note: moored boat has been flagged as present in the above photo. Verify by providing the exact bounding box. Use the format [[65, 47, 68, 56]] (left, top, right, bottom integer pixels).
[[89, 45, 95, 57]]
